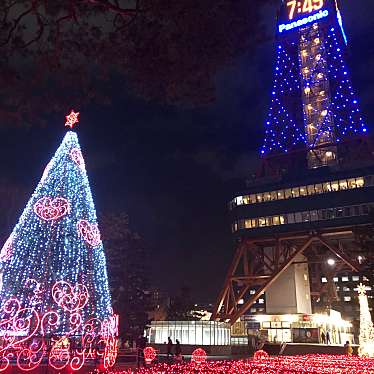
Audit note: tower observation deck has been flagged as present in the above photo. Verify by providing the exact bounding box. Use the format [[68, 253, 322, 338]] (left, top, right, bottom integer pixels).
[[213, 0, 374, 329]]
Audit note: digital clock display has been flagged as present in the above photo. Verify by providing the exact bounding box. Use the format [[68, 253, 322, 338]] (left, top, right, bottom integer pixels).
[[287, 0, 324, 20], [278, 0, 337, 34]]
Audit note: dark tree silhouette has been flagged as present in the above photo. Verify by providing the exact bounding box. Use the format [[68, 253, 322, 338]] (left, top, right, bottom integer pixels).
[[167, 286, 198, 321], [0, 0, 273, 125], [101, 212, 152, 342]]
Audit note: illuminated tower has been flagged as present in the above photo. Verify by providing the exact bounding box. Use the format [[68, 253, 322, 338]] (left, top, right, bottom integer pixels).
[[261, 0, 367, 172], [213, 0, 374, 333]]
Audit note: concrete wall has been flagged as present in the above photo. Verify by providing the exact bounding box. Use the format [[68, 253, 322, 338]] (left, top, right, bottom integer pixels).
[[266, 254, 312, 314]]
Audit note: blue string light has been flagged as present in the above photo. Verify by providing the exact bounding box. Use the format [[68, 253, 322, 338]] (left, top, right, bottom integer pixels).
[[0, 131, 112, 334], [261, 16, 367, 156]]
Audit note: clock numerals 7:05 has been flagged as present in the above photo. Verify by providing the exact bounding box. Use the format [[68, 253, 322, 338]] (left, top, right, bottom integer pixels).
[[287, 0, 324, 20]]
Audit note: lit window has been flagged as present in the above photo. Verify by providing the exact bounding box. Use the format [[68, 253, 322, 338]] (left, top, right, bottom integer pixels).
[[251, 219, 258, 228], [323, 182, 331, 192], [343, 287, 350, 292], [273, 216, 280, 226], [245, 220, 252, 229], [250, 290, 256, 295], [307, 185, 315, 195], [259, 218, 266, 227], [277, 190, 285, 199], [344, 296, 351, 302], [356, 177, 364, 188], [300, 187, 307, 196], [265, 217, 272, 226], [235, 196, 243, 205], [243, 195, 250, 205], [331, 181, 339, 191], [279, 216, 286, 225], [291, 188, 300, 197], [339, 180, 348, 190], [347, 178, 357, 189], [250, 308, 256, 313], [342, 276, 349, 282], [314, 184, 323, 194], [257, 194, 263, 203], [271, 191, 277, 201], [258, 299, 264, 304], [304, 274, 308, 281], [301, 212, 309, 222], [333, 277, 338, 282], [250, 195, 256, 204], [352, 276, 360, 282], [285, 189, 292, 199], [321, 277, 327, 283]]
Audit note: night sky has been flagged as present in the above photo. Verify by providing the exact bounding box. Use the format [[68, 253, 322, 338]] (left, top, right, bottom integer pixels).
[[1, 1, 373, 303]]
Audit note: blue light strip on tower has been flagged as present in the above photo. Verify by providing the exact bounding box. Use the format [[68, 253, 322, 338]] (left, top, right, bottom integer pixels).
[[278, 10, 329, 33], [336, 8, 348, 45]]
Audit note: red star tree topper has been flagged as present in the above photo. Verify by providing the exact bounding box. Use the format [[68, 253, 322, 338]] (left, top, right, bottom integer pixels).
[[65, 110, 80, 129]]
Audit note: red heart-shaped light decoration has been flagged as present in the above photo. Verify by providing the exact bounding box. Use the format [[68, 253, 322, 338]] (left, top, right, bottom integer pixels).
[[70, 148, 85, 170], [34, 197, 70, 221], [77, 219, 101, 247], [52, 280, 89, 312]]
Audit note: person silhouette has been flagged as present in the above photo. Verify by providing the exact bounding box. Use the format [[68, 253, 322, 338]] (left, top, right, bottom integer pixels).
[[167, 337, 173, 360], [326, 331, 331, 344], [320, 331, 326, 344], [175, 339, 182, 362]]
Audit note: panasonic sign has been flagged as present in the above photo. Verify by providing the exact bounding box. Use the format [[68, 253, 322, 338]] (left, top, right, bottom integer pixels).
[[279, 10, 329, 34]]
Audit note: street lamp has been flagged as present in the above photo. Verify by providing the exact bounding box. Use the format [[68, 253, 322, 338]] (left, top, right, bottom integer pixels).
[[327, 258, 335, 266]]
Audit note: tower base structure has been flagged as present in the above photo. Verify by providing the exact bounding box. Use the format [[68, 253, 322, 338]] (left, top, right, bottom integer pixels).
[[214, 158, 374, 329], [212, 227, 361, 325]]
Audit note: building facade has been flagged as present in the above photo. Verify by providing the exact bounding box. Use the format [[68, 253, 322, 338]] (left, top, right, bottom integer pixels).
[[213, 0, 374, 340]]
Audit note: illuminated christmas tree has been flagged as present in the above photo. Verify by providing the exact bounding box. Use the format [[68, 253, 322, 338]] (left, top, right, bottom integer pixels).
[[358, 283, 374, 357], [0, 112, 113, 335]]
